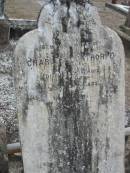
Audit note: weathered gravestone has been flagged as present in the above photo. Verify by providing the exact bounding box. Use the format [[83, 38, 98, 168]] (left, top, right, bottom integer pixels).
[[15, 0, 125, 173]]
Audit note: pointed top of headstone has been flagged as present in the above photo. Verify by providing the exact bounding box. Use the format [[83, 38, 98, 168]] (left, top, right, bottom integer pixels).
[[38, 0, 94, 33]]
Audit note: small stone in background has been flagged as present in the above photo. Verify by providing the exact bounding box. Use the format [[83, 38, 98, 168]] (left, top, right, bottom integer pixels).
[[0, 124, 8, 173]]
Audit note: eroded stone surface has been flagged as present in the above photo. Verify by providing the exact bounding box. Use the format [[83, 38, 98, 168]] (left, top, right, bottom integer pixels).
[[15, 1, 125, 173]]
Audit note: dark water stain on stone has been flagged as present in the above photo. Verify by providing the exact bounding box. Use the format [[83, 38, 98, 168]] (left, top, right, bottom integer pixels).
[[61, 16, 69, 33], [93, 138, 100, 173], [59, 82, 92, 172], [80, 28, 93, 56], [48, 47, 92, 173], [59, 0, 88, 6], [58, 58, 65, 87], [77, 18, 81, 28], [70, 46, 73, 58], [112, 84, 118, 93], [61, 65, 91, 172], [105, 137, 110, 160], [99, 84, 109, 106], [22, 94, 29, 121], [47, 9, 93, 171], [52, 32, 61, 73], [95, 153, 99, 173]]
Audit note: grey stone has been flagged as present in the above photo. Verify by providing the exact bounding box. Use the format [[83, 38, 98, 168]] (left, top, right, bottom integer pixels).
[[0, 124, 8, 173], [0, 0, 4, 17], [15, 1, 125, 173]]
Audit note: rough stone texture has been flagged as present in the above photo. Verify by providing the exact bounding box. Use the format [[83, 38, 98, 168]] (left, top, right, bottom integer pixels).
[[125, 48, 130, 126], [0, 41, 18, 143], [15, 1, 125, 173], [0, 124, 8, 173]]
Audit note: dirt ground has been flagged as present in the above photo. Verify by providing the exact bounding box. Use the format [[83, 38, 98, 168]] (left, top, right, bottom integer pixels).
[[5, 0, 40, 19]]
